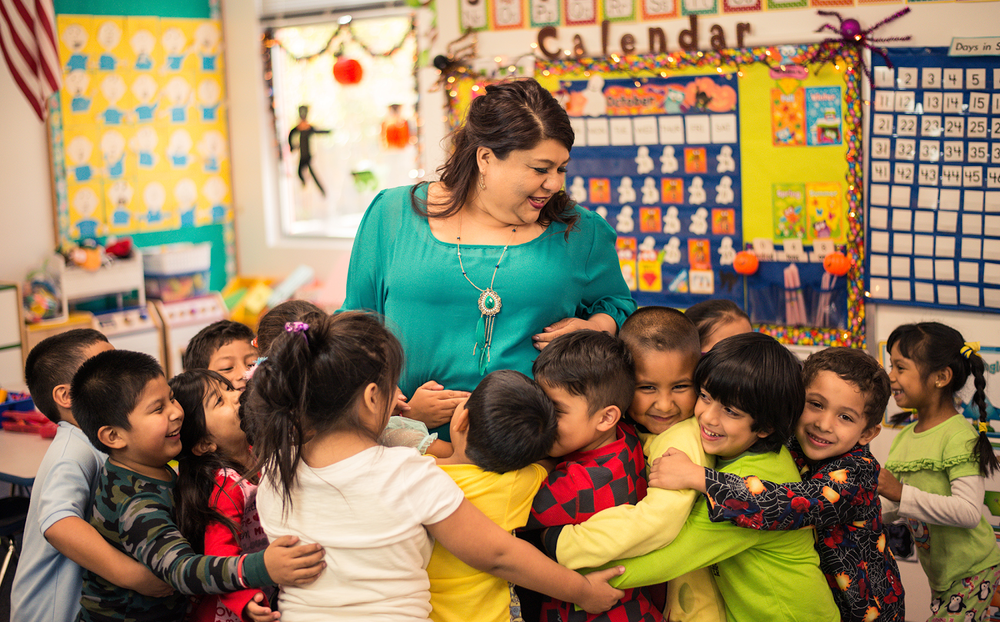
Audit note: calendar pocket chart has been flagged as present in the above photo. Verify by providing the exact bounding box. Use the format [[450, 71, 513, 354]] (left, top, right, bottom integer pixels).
[[867, 48, 1000, 312]]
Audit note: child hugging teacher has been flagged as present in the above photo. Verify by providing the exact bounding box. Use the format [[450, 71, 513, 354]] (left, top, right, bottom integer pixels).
[[340, 78, 636, 440]]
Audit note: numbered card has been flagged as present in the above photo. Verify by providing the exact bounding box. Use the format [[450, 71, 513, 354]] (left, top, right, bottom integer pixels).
[[965, 166, 983, 188], [993, 93, 1000, 115], [922, 67, 941, 89], [943, 141, 964, 162], [923, 91, 943, 114], [689, 270, 714, 295], [921, 116, 942, 137], [919, 140, 940, 162], [894, 138, 916, 160], [943, 68, 963, 89], [872, 114, 894, 136], [942, 165, 963, 186], [895, 91, 915, 113], [967, 68, 986, 90], [919, 164, 939, 186], [943, 92, 964, 114], [993, 143, 1000, 164], [751, 237, 776, 261], [969, 92, 990, 115], [894, 162, 915, 185], [896, 115, 917, 137], [871, 160, 891, 183], [874, 91, 895, 112], [874, 66, 894, 88], [871, 137, 891, 159], [944, 117, 965, 138], [896, 68, 918, 89], [988, 168, 1000, 189], [968, 118, 988, 139]]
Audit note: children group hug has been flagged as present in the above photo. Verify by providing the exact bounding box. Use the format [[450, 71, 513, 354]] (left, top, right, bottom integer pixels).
[[10, 298, 1000, 622]]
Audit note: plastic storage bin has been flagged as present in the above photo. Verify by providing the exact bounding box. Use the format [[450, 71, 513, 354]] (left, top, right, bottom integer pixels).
[[143, 243, 212, 302]]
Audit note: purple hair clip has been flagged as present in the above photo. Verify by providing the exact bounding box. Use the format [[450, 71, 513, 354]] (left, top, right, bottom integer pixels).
[[285, 321, 309, 333]]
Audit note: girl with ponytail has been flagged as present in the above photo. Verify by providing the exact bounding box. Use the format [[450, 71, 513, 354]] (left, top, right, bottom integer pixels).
[[879, 322, 1000, 622], [245, 312, 624, 621]]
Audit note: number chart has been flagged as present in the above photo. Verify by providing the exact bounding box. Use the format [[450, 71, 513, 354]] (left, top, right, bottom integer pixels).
[[866, 48, 1000, 313]]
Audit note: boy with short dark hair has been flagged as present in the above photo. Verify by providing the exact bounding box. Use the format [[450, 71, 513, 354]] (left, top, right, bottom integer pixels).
[[12, 329, 169, 622], [182, 320, 257, 390], [525, 330, 663, 622], [428, 369, 558, 622], [545, 307, 723, 622], [72, 349, 325, 622], [655, 346, 904, 622]]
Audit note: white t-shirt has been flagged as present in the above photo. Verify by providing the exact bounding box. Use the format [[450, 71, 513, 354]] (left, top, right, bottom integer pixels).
[[256, 445, 465, 621]]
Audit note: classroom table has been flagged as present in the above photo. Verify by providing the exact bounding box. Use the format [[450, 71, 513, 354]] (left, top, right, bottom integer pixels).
[[0, 429, 53, 488]]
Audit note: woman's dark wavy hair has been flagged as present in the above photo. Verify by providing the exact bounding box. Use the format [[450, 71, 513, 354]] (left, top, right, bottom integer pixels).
[[171, 369, 247, 551], [887, 322, 999, 476], [246, 312, 403, 512], [412, 78, 579, 237], [695, 332, 805, 454]]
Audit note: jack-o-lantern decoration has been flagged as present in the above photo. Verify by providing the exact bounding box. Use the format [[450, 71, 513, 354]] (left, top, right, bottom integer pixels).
[[823, 251, 850, 277], [733, 250, 759, 275], [334, 58, 363, 85]]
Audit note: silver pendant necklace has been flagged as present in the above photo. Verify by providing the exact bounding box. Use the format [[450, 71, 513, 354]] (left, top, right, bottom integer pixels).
[[456, 216, 517, 375]]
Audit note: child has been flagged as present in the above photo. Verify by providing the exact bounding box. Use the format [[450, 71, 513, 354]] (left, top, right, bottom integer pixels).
[[247, 312, 624, 621], [183, 320, 257, 390], [544, 307, 721, 622], [171, 369, 276, 622], [525, 329, 662, 622], [684, 299, 751, 352], [72, 349, 326, 622], [12, 330, 169, 622], [653, 347, 904, 622], [593, 332, 840, 622], [879, 322, 1000, 621], [254, 300, 323, 356], [428, 369, 557, 622]]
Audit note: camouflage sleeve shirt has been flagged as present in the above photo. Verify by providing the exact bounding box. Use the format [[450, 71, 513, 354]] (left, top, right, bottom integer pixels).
[[78, 459, 270, 622]]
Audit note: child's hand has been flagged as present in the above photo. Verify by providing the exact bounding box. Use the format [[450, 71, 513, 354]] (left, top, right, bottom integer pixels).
[[263, 535, 325, 586], [878, 468, 903, 503], [130, 567, 174, 598], [649, 448, 706, 493], [392, 386, 410, 416], [244, 592, 280, 622], [578, 566, 626, 614], [408, 381, 469, 428]]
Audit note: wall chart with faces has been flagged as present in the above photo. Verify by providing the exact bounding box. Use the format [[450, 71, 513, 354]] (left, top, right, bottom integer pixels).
[[867, 47, 1000, 313], [556, 73, 744, 309]]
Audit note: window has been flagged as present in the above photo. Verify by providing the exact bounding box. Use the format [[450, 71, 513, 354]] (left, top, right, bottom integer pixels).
[[265, 13, 418, 238]]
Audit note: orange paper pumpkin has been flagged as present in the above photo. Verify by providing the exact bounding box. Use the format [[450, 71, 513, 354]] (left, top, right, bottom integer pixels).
[[334, 58, 363, 85], [733, 250, 759, 275], [823, 251, 850, 277]]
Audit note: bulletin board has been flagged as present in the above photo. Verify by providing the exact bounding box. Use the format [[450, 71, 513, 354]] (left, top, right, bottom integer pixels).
[[48, 6, 235, 290], [516, 45, 866, 347], [865, 48, 1000, 314]]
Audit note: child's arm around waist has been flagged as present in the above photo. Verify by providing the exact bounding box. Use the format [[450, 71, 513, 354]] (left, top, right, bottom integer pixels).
[[120, 491, 323, 595], [653, 446, 878, 530], [428, 498, 625, 614], [546, 421, 710, 569]]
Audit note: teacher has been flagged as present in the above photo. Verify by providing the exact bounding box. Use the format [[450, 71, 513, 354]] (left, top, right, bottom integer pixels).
[[340, 78, 636, 440]]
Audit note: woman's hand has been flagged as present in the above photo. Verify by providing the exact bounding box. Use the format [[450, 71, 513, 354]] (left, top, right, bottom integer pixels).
[[244, 592, 280, 621], [262, 536, 325, 587], [533, 314, 617, 351], [392, 387, 411, 416], [649, 448, 706, 493], [407, 381, 470, 428], [878, 468, 903, 503]]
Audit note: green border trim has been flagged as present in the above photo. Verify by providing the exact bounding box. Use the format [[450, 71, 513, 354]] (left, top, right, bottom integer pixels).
[[54, 0, 210, 18]]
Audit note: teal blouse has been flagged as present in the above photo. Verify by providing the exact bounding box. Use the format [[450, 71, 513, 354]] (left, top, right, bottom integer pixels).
[[341, 184, 636, 439]]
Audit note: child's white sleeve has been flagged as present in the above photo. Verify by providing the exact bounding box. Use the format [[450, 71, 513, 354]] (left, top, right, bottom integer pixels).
[[896, 476, 984, 529]]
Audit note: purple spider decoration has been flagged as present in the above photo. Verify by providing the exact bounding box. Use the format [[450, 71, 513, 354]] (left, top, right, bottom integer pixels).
[[808, 8, 912, 85]]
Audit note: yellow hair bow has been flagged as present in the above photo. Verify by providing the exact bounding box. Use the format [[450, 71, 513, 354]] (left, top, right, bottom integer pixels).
[[961, 342, 980, 359], [979, 421, 991, 434]]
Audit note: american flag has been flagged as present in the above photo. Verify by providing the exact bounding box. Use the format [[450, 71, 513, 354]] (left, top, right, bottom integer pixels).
[[0, 0, 60, 121]]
